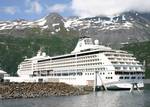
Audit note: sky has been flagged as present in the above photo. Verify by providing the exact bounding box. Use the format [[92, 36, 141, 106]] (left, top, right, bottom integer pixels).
[[0, 0, 150, 20]]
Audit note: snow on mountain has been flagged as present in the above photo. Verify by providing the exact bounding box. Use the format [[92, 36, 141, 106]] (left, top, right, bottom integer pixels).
[[63, 12, 150, 48], [64, 14, 133, 31], [0, 17, 47, 31], [0, 12, 150, 48], [0, 12, 137, 31], [1, 12, 149, 33], [52, 23, 60, 27], [34, 17, 47, 26]]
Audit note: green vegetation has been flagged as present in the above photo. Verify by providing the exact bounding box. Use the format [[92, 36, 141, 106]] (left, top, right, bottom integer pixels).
[[0, 35, 78, 75], [122, 41, 150, 78], [0, 28, 150, 79]]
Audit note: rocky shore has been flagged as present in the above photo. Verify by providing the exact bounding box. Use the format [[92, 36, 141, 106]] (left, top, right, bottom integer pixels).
[[0, 82, 87, 99]]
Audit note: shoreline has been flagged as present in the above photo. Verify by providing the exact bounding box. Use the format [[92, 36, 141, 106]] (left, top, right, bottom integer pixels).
[[0, 82, 87, 99]]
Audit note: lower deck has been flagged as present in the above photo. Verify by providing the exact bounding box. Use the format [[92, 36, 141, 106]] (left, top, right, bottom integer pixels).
[[4, 71, 144, 89]]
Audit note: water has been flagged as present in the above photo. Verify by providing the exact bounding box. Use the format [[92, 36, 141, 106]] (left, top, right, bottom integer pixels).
[[0, 85, 150, 107]]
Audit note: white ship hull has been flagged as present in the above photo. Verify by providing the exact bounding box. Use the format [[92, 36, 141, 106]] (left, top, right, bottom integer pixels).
[[105, 82, 144, 90], [4, 37, 145, 90], [5, 74, 144, 90]]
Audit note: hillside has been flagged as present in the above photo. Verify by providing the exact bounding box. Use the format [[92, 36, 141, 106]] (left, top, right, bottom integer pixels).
[[0, 34, 78, 75], [122, 41, 150, 78]]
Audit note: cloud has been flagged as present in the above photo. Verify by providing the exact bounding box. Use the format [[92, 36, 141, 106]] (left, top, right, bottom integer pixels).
[[46, 4, 67, 13], [25, 0, 43, 14], [71, 0, 150, 17], [0, 6, 17, 15]]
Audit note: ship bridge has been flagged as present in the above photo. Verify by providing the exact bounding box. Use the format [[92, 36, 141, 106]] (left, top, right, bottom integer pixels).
[[71, 36, 111, 53]]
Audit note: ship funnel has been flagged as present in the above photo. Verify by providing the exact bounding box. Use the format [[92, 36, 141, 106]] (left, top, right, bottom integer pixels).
[[37, 50, 42, 56], [42, 52, 46, 56], [94, 40, 99, 45]]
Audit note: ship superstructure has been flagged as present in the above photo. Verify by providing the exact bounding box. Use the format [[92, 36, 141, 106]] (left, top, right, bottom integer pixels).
[[7, 37, 144, 89]]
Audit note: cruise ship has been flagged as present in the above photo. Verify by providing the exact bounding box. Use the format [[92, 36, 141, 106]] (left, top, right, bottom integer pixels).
[[6, 36, 145, 90]]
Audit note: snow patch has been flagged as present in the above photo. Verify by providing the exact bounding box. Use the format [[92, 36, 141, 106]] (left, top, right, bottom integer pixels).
[[66, 28, 70, 31], [51, 32, 55, 34], [145, 24, 149, 27], [35, 18, 47, 26], [64, 20, 73, 28], [123, 22, 132, 28], [41, 25, 48, 29], [55, 28, 60, 32], [52, 23, 60, 27]]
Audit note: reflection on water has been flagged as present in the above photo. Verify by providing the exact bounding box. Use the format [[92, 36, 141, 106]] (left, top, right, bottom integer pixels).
[[0, 86, 150, 107]]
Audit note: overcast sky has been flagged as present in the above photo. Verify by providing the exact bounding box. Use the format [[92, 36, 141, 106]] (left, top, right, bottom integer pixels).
[[0, 0, 150, 20]]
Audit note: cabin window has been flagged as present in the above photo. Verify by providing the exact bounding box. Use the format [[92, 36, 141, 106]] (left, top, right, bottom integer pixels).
[[57, 73, 61, 76], [123, 67, 127, 70], [130, 72, 133, 75], [120, 62, 124, 64], [119, 77, 123, 79], [125, 77, 129, 79], [131, 77, 136, 79], [129, 67, 132, 70], [124, 72, 129, 75], [106, 77, 113, 79], [62, 73, 69, 76], [38, 79, 43, 82], [137, 77, 141, 79], [77, 72, 83, 76], [115, 67, 121, 70], [115, 71, 123, 75]]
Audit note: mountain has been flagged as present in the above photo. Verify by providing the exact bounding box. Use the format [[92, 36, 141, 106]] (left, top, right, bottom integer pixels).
[[0, 12, 150, 48], [0, 12, 150, 76], [0, 13, 78, 75], [0, 13, 74, 37], [65, 12, 150, 48]]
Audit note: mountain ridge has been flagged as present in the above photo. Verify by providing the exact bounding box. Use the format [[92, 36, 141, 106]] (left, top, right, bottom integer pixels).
[[0, 12, 150, 48]]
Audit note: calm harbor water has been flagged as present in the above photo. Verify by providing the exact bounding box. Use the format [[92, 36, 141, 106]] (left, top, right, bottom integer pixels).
[[0, 85, 150, 107]]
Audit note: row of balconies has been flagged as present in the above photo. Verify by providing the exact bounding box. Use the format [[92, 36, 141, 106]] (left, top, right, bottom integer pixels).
[[115, 66, 144, 71], [108, 57, 136, 61], [115, 71, 144, 75], [37, 58, 99, 66], [105, 52, 133, 57], [111, 61, 142, 66]]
